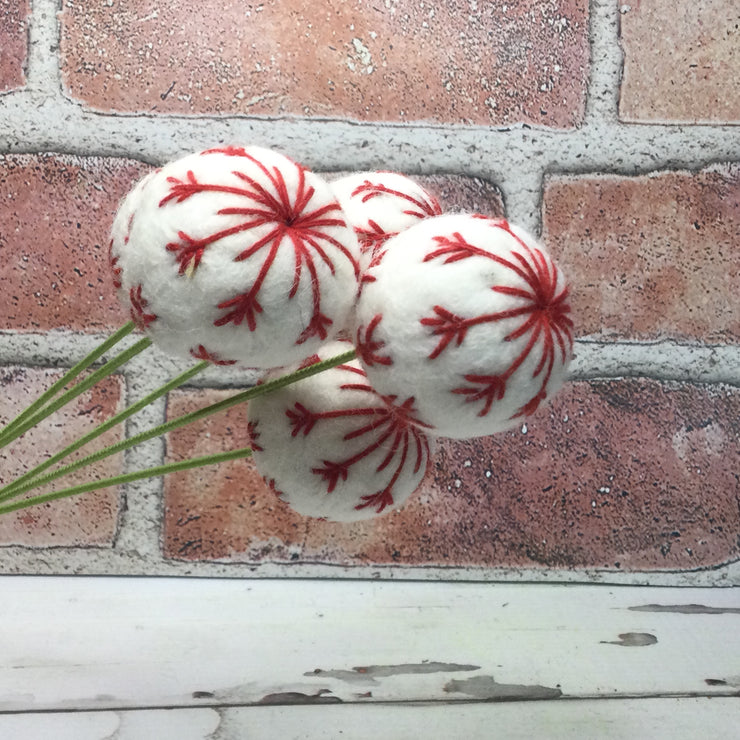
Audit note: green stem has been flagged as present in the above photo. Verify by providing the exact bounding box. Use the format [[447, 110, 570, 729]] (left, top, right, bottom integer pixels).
[[0, 446, 254, 516], [0, 348, 356, 504], [0, 322, 137, 448], [0, 336, 152, 451], [0, 361, 209, 500]]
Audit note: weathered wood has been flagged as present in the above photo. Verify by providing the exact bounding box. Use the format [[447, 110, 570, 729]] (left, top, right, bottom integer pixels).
[[1, 699, 739, 739], [0, 577, 737, 712]]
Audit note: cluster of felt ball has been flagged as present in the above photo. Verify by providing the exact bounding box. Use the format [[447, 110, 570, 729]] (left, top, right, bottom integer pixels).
[[110, 146, 573, 522]]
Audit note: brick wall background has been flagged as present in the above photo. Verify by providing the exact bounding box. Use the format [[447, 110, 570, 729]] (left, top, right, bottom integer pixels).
[[0, 0, 738, 584]]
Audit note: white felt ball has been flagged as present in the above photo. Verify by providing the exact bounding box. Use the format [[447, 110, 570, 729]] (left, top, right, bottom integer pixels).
[[110, 146, 361, 368], [247, 342, 435, 522], [330, 171, 442, 274], [353, 214, 574, 439]]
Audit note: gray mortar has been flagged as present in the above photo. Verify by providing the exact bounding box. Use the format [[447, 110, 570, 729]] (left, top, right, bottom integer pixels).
[[0, 0, 738, 584]]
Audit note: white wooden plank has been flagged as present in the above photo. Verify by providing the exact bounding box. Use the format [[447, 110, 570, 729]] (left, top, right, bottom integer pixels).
[[0, 708, 220, 740], [0, 577, 737, 712], [1, 699, 739, 740]]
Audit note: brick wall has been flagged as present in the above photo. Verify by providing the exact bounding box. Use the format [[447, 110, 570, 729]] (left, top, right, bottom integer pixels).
[[0, 0, 738, 584]]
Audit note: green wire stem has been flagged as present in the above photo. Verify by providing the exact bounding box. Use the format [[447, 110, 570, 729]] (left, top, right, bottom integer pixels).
[[0, 446, 254, 516], [0, 322, 137, 448], [0, 348, 357, 505], [0, 361, 209, 500], [0, 336, 152, 452]]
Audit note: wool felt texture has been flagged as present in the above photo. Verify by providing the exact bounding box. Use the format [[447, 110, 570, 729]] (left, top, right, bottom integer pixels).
[[110, 147, 361, 368], [247, 342, 434, 522], [330, 172, 442, 273], [352, 214, 574, 439]]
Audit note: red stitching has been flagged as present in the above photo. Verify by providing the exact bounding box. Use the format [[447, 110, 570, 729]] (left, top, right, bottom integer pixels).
[[287, 401, 381, 438], [423, 231, 494, 265], [313, 400, 429, 512], [265, 476, 284, 499], [200, 146, 252, 158], [336, 363, 366, 376], [248, 420, 264, 452], [421, 222, 573, 419], [297, 353, 322, 370], [129, 285, 157, 330], [354, 220, 398, 253], [356, 314, 393, 367], [109, 240, 122, 289], [124, 212, 135, 244], [350, 179, 442, 219], [357, 243, 388, 297], [189, 345, 238, 365], [283, 364, 430, 514], [158, 152, 359, 341]]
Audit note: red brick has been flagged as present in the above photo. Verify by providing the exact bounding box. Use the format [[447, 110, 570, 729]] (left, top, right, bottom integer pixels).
[[619, 1, 740, 123], [406, 175, 504, 218], [0, 154, 151, 332], [0, 158, 497, 335], [163, 390, 297, 561], [60, 0, 589, 127], [0, 370, 124, 547], [0, 0, 28, 93], [163, 380, 739, 570], [542, 167, 740, 343]]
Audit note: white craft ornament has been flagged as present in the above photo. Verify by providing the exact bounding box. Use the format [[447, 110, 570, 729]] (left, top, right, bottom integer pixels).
[[330, 171, 442, 274], [353, 213, 574, 439], [247, 342, 435, 522], [109, 146, 361, 368]]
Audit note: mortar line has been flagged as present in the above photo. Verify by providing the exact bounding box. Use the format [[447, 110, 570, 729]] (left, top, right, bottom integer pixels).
[[1, 104, 738, 179], [2, 333, 739, 387], [25, 0, 64, 97], [583, 0, 623, 126], [0, 0, 738, 582]]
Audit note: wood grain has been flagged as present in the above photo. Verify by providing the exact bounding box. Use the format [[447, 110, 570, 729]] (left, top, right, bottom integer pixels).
[[0, 577, 737, 713]]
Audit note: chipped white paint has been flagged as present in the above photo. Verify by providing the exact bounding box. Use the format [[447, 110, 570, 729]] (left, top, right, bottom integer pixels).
[[0, 577, 737, 714]]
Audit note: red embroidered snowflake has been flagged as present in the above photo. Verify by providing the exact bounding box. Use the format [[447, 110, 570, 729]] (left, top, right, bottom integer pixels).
[[356, 314, 393, 367], [129, 284, 157, 330], [286, 364, 431, 514], [109, 208, 137, 290], [357, 241, 389, 296], [420, 221, 573, 419], [351, 179, 442, 220], [189, 345, 237, 366], [158, 150, 359, 342], [354, 219, 396, 253], [109, 241, 123, 290], [247, 420, 264, 452], [350, 179, 442, 254]]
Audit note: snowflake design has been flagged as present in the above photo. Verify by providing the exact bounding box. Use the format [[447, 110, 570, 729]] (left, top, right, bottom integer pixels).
[[109, 242, 123, 290], [158, 149, 359, 342], [109, 211, 136, 290], [248, 420, 264, 452], [355, 314, 393, 367], [354, 219, 396, 254], [357, 242, 389, 296], [351, 179, 442, 220], [286, 364, 431, 514], [350, 179, 442, 254], [189, 344, 237, 366], [129, 285, 157, 330], [420, 221, 573, 419]]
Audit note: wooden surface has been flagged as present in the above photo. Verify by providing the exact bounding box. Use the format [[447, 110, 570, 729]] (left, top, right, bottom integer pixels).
[[0, 700, 739, 740], [0, 576, 738, 737]]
